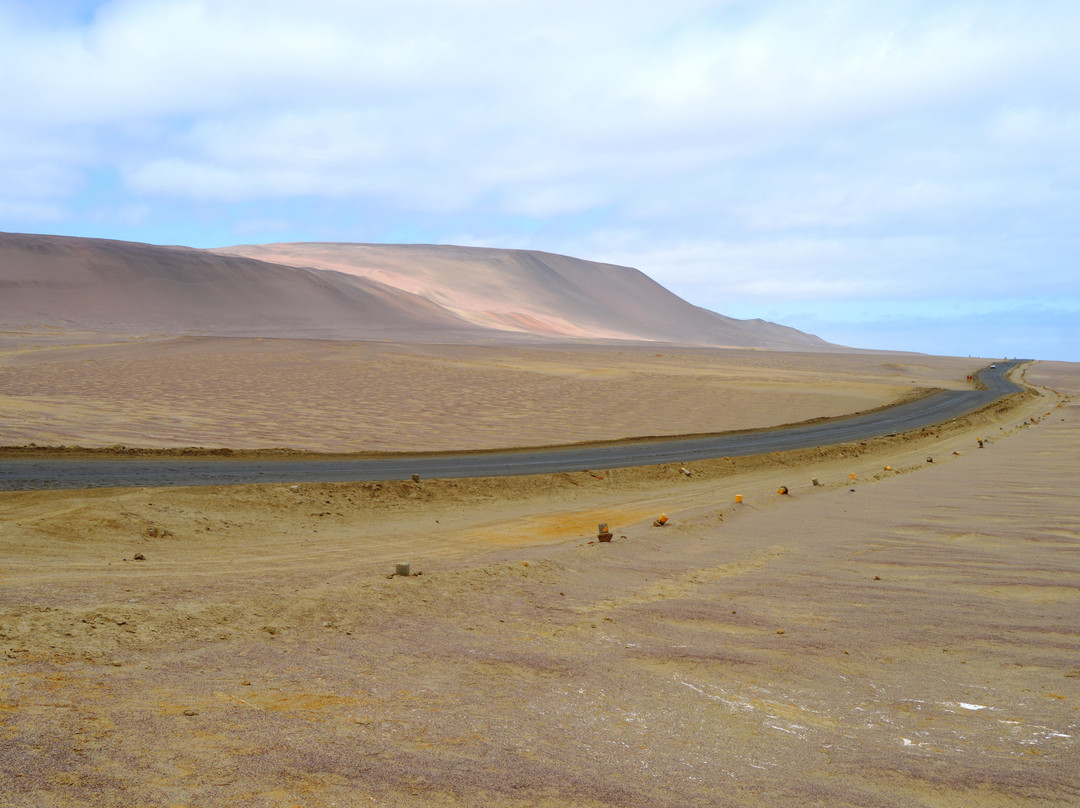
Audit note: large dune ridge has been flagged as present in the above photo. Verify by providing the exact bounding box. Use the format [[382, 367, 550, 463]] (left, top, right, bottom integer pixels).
[[1, 231, 834, 349], [216, 241, 835, 348], [0, 232, 489, 340]]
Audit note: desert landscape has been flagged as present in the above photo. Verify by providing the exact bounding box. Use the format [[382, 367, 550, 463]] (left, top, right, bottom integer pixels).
[[1, 235, 1078, 807], [0, 335, 981, 454]]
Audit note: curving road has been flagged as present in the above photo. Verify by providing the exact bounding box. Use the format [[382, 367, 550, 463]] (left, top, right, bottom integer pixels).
[[0, 361, 1024, 491]]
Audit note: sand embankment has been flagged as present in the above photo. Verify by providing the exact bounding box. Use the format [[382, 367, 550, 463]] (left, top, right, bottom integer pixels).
[[0, 360, 1076, 806]]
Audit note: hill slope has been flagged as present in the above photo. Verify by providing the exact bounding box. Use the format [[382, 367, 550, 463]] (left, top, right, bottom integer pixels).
[[0, 233, 480, 339], [216, 242, 835, 349], [2, 232, 836, 349]]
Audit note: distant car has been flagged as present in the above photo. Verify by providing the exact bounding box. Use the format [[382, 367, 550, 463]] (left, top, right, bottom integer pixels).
[[990, 364, 997, 369]]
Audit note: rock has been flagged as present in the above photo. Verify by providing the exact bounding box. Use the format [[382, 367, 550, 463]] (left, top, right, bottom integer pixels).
[[133, 553, 145, 561]]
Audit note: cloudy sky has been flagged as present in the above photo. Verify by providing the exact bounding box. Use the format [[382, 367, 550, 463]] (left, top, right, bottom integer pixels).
[[2, 1, 1077, 360]]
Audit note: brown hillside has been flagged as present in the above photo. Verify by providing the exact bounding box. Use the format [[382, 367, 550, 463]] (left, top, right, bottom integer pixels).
[[216, 242, 837, 349]]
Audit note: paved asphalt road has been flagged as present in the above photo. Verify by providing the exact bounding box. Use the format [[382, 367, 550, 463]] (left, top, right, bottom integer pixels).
[[0, 361, 1023, 491]]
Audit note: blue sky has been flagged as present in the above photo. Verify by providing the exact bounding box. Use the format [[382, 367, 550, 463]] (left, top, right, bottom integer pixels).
[[2, 1, 1077, 360]]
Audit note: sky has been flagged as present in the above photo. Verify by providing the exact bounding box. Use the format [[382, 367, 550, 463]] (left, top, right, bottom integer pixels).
[[1, 1, 1078, 360]]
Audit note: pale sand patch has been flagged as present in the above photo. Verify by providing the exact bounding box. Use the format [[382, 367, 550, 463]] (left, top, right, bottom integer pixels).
[[0, 334, 983, 451], [0, 357, 1074, 806]]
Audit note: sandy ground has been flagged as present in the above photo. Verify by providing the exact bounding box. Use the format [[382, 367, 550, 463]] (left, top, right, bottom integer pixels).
[[1, 352, 1077, 807], [0, 334, 982, 453]]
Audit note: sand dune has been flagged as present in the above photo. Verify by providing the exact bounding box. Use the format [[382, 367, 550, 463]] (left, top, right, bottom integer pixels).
[[217, 241, 837, 349], [0, 233, 481, 340], [1, 231, 834, 348]]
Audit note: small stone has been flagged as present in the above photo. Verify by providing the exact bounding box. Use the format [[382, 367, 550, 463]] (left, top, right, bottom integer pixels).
[[776, 629, 785, 635], [183, 709, 198, 716], [133, 553, 145, 561]]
